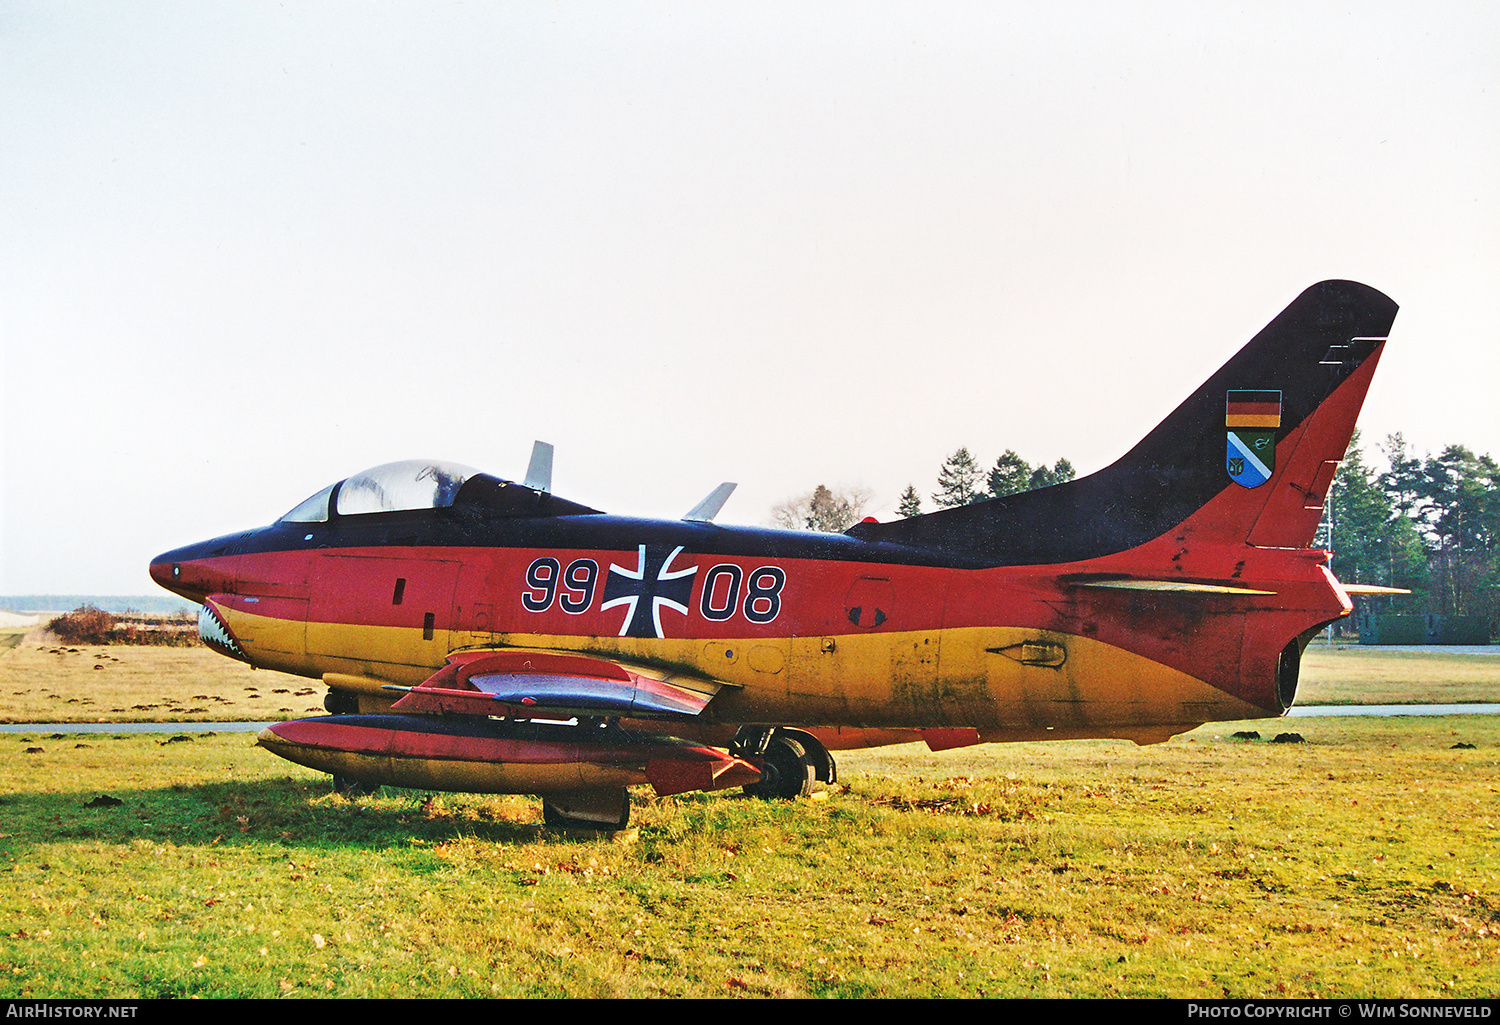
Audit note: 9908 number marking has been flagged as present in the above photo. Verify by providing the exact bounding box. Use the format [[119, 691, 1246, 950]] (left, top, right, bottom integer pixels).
[[523, 555, 784, 624]]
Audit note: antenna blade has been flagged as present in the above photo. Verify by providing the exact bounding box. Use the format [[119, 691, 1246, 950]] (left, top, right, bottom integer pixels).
[[522, 441, 554, 493], [684, 482, 736, 523]]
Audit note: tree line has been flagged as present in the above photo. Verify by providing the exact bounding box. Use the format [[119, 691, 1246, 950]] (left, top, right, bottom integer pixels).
[[897, 447, 1077, 517], [771, 433, 1498, 633], [769, 448, 1077, 533], [1327, 431, 1498, 624]]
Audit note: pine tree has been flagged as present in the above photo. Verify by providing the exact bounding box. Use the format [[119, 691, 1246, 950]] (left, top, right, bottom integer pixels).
[[932, 448, 982, 508], [1417, 444, 1499, 617], [1328, 430, 1425, 593], [986, 450, 1031, 499], [1380, 433, 1426, 519], [1374, 433, 1499, 618], [897, 485, 922, 518], [805, 485, 841, 531], [1027, 465, 1056, 490]]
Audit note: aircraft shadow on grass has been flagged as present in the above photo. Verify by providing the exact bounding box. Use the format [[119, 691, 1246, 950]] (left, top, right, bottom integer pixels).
[[0, 773, 562, 852]]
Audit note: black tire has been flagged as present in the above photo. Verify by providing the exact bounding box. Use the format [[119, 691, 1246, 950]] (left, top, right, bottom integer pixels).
[[743, 735, 815, 800]]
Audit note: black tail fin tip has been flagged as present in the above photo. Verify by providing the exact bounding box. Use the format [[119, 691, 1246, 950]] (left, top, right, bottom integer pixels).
[[849, 280, 1398, 565]]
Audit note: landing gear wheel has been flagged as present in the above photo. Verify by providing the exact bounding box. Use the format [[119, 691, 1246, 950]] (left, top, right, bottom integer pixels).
[[331, 774, 377, 798], [744, 735, 815, 800], [542, 788, 631, 831]]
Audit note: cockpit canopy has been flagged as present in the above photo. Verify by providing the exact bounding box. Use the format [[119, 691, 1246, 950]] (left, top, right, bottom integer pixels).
[[279, 459, 600, 523]]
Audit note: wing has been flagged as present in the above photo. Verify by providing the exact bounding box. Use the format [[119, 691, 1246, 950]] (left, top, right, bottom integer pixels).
[[388, 648, 732, 720]]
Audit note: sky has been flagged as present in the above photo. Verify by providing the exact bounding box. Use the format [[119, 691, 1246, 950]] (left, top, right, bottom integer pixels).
[[2, 2, 1496, 595]]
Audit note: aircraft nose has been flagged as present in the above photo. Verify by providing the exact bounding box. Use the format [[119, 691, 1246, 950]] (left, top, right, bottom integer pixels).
[[148, 557, 179, 592], [149, 539, 236, 603]]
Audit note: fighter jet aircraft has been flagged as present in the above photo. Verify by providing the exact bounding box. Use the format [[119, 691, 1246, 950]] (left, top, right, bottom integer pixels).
[[151, 280, 1400, 829]]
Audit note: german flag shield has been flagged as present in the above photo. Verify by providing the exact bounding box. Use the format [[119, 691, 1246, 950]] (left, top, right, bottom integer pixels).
[[1225, 390, 1280, 488]]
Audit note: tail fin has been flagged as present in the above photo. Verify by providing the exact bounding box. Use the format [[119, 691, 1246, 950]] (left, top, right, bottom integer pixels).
[[848, 280, 1398, 565]]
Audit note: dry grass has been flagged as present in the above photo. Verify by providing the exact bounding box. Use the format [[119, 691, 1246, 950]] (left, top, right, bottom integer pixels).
[[0, 640, 318, 723], [1299, 645, 1500, 705]]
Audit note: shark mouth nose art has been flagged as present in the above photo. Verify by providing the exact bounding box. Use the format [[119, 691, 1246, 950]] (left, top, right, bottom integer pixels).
[[198, 601, 248, 662]]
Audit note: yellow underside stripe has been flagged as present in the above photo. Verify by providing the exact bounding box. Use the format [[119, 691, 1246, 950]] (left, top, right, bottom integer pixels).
[[220, 605, 1272, 730]]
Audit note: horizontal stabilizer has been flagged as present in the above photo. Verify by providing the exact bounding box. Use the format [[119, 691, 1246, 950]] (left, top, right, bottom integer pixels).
[[390, 648, 728, 720], [1070, 579, 1277, 596], [1339, 583, 1412, 595]]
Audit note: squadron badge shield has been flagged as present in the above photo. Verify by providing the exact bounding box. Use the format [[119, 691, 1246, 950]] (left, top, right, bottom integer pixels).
[[1225, 390, 1281, 488]]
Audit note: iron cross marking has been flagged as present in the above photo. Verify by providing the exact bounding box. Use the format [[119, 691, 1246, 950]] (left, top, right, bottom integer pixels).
[[601, 545, 698, 638]]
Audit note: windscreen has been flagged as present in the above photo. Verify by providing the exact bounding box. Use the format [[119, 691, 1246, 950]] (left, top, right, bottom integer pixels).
[[280, 482, 336, 523]]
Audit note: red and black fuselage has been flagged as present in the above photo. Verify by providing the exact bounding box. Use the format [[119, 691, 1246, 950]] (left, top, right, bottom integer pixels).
[[149, 280, 1399, 805]]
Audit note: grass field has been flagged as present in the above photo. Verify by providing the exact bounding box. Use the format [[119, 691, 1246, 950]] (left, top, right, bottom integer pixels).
[[2, 715, 1498, 998], [0, 642, 323, 723], [2, 634, 1497, 997], [1300, 643, 1500, 706]]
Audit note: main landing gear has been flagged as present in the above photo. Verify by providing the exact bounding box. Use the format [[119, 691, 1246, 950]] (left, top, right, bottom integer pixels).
[[733, 727, 836, 800]]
